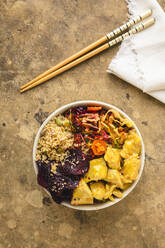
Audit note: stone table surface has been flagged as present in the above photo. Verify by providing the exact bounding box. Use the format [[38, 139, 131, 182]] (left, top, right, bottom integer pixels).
[[0, 1, 165, 248]]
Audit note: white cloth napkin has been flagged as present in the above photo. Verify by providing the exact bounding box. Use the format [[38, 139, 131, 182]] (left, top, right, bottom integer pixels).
[[107, 0, 165, 104]]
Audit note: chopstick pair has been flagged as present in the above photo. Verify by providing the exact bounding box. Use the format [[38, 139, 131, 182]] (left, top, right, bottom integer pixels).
[[20, 9, 154, 93]]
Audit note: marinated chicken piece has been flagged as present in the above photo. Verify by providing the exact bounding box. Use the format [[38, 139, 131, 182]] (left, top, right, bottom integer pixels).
[[122, 153, 140, 181], [121, 130, 141, 159], [104, 146, 121, 170], [122, 183, 132, 190], [112, 189, 123, 198], [104, 183, 116, 200], [121, 118, 134, 128], [84, 158, 107, 183], [71, 179, 93, 205], [109, 195, 115, 201], [120, 175, 132, 184], [90, 182, 106, 200], [105, 169, 123, 189]]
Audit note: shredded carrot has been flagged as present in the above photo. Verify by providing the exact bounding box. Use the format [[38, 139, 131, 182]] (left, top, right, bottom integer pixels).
[[87, 106, 102, 112], [91, 140, 107, 155], [86, 136, 95, 140], [118, 127, 124, 132]]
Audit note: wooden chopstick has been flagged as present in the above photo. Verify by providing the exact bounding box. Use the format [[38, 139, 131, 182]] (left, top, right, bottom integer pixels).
[[20, 9, 152, 92], [20, 18, 155, 93]]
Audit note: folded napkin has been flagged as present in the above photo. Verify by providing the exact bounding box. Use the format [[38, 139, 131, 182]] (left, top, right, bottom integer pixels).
[[107, 0, 165, 104]]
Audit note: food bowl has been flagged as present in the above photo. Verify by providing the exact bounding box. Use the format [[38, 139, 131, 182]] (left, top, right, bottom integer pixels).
[[33, 100, 145, 211]]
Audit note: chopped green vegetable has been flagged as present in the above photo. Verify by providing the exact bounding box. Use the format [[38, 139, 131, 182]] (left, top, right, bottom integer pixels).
[[56, 117, 64, 126]]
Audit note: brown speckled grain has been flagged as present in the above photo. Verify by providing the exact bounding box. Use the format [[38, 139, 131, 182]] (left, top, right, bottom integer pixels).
[[0, 1, 165, 248]]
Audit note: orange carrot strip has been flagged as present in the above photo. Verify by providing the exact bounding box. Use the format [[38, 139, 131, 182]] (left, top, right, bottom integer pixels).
[[87, 106, 102, 112]]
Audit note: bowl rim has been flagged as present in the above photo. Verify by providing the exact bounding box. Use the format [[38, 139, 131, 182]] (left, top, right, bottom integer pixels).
[[33, 100, 145, 211]]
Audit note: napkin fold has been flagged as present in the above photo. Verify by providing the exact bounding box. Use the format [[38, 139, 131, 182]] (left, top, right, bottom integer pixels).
[[107, 0, 165, 104]]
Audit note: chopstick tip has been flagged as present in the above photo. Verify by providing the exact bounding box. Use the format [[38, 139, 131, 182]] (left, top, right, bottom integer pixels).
[[20, 88, 25, 93]]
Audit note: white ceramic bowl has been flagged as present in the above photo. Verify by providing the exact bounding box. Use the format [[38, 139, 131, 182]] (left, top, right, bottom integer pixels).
[[33, 100, 145, 211]]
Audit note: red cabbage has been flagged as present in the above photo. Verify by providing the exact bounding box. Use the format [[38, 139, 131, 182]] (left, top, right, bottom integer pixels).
[[71, 107, 87, 132], [71, 106, 87, 115], [36, 149, 89, 204], [57, 149, 89, 176]]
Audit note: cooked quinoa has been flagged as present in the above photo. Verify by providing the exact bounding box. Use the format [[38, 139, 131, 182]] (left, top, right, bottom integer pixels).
[[36, 115, 74, 162]]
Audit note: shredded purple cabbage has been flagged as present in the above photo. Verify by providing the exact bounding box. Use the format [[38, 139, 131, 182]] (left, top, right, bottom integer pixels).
[[71, 107, 87, 132], [36, 149, 89, 204], [71, 106, 87, 115], [57, 149, 89, 176]]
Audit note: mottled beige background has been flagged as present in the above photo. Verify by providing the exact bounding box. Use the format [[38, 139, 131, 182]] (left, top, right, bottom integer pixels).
[[0, 0, 165, 248]]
